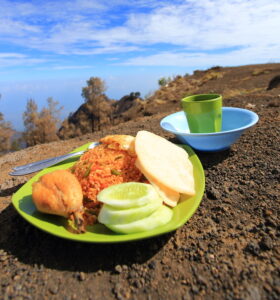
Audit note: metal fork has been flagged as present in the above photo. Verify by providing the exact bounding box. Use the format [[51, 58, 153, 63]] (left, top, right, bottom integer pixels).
[[10, 142, 99, 176]]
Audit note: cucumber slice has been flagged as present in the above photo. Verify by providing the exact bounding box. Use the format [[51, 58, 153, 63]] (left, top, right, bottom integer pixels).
[[106, 205, 173, 234], [97, 182, 158, 209], [98, 197, 162, 225]]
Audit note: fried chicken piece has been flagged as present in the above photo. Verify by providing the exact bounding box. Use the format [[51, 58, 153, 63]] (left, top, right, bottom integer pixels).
[[32, 169, 85, 232]]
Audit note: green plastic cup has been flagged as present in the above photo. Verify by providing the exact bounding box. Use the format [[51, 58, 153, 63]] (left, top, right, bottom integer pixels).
[[181, 94, 222, 133]]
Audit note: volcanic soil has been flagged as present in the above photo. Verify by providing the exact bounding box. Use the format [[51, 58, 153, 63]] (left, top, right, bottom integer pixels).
[[0, 66, 280, 300]]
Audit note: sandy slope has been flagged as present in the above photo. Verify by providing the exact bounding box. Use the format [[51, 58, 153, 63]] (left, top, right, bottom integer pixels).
[[0, 87, 279, 299]]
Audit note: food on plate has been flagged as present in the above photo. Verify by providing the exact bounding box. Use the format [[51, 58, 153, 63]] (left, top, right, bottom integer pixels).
[[31, 131, 195, 235], [71, 135, 143, 207], [32, 169, 85, 232], [100, 134, 135, 155], [98, 199, 162, 225], [97, 182, 158, 209], [97, 182, 163, 224], [105, 205, 173, 234], [32, 169, 83, 218], [134, 130, 195, 207], [98, 183, 172, 233], [137, 169, 180, 207]]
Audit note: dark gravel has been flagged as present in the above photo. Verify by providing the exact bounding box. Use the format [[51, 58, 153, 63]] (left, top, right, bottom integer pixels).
[[0, 93, 279, 300]]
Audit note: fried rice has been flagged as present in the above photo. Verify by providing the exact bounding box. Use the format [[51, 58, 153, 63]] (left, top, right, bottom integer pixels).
[[71, 143, 143, 208]]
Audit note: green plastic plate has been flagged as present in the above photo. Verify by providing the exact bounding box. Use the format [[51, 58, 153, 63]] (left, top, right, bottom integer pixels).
[[12, 143, 205, 243]]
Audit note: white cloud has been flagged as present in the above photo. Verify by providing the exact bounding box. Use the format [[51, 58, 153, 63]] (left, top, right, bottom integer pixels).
[[0, 18, 40, 37], [0, 52, 48, 67], [0, 0, 279, 66], [42, 65, 93, 70], [120, 44, 280, 67], [97, 0, 280, 50], [0, 53, 26, 58]]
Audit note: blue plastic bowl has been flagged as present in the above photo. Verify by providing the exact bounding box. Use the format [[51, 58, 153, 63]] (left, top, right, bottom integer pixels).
[[160, 107, 259, 152]]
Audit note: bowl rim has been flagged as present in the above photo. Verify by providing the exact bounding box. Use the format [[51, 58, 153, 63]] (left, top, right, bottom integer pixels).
[[160, 107, 259, 136]]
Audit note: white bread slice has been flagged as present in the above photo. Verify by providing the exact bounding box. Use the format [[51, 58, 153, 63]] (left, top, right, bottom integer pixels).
[[135, 159, 180, 207], [135, 131, 195, 196], [147, 179, 180, 207]]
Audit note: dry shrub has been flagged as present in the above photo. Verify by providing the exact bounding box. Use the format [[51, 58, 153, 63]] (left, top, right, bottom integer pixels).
[[23, 98, 62, 147], [82, 77, 112, 131], [58, 77, 114, 139], [154, 99, 166, 104], [82, 77, 106, 101], [223, 87, 263, 99], [252, 69, 271, 76], [198, 71, 224, 86], [158, 77, 172, 87], [0, 94, 14, 153], [0, 112, 14, 153]]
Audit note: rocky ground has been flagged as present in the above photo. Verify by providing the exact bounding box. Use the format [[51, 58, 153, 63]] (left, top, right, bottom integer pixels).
[[0, 81, 280, 299]]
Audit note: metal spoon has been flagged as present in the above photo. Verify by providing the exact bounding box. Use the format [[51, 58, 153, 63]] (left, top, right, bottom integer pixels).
[[10, 142, 99, 176]]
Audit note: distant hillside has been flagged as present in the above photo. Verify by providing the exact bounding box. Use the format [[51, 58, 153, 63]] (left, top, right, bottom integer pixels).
[[57, 63, 280, 140], [57, 92, 144, 139]]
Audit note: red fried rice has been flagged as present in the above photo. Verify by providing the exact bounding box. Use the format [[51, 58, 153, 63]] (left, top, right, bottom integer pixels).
[[71, 143, 143, 207]]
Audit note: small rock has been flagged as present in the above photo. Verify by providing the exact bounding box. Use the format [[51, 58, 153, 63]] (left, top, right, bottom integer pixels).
[[271, 168, 279, 175], [245, 103, 256, 109], [244, 242, 260, 256], [127, 270, 137, 279], [191, 284, 199, 294], [243, 285, 261, 300], [0, 255, 8, 262], [264, 209, 273, 217], [161, 257, 169, 265], [13, 275, 21, 281], [113, 282, 131, 299], [207, 254, 215, 260], [181, 280, 188, 285], [78, 272, 86, 281], [236, 223, 243, 230], [133, 278, 144, 288], [265, 218, 277, 228], [115, 265, 122, 274], [197, 275, 208, 287], [259, 236, 273, 251], [48, 283, 59, 295], [207, 187, 221, 200], [148, 261, 156, 270], [122, 265, 128, 271], [263, 283, 272, 293]]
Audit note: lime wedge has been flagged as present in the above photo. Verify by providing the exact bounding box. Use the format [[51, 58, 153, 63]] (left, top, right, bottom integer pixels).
[[97, 182, 159, 209]]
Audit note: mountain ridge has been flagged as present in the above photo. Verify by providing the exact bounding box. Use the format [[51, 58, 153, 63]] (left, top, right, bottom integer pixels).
[[57, 63, 280, 140]]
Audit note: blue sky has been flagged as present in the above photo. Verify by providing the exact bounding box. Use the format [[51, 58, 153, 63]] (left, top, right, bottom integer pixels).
[[0, 0, 279, 131]]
